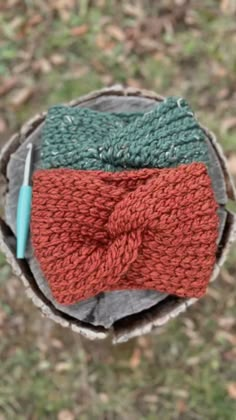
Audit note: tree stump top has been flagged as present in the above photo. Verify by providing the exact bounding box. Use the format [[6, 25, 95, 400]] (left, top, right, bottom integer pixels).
[[1, 86, 236, 343]]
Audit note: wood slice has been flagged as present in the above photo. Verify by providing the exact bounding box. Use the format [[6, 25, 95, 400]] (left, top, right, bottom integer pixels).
[[1, 85, 236, 343]]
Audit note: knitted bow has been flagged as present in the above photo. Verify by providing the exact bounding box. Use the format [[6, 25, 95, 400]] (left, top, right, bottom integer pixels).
[[31, 163, 219, 305], [41, 97, 210, 171]]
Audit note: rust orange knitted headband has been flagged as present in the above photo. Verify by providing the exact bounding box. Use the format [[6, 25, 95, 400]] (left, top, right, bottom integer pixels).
[[31, 163, 219, 305]]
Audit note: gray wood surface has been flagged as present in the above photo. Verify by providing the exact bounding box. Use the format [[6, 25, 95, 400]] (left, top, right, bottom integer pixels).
[[5, 95, 227, 328]]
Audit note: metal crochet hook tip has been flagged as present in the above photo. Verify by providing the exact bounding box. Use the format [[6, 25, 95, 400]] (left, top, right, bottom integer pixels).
[[23, 143, 33, 186]]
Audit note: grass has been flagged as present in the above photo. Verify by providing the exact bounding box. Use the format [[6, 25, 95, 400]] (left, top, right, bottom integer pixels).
[[0, 272, 236, 419], [0, 1, 236, 419]]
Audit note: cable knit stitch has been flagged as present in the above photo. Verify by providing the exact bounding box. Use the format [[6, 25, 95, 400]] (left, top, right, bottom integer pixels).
[[31, 163, 219, 305], [41, 97, 210, 171]]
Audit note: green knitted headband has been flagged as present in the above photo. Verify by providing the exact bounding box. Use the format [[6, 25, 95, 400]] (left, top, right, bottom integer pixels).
[[41, 97, 210, 171]]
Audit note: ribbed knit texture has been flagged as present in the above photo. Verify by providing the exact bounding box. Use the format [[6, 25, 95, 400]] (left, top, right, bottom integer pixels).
[[41, 97, 210, 171], [31, 163, 219, 305]]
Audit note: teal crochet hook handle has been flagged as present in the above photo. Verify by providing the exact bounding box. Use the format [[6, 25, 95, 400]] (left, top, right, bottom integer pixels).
[[16, 143, 33, 259]]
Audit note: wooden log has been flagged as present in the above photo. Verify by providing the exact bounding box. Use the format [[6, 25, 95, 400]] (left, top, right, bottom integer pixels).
[[1, 85, 236, 343]]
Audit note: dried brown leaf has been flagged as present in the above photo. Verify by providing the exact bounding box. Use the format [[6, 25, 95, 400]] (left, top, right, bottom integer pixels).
[[175, 0, 187, 5], [0, 308, 7, 327], [227, 154, 236, 175], [207, 287, 220, 300], [10, 86, 34, 108], [211, 62, 227, 78], [143, 395, 159, 403], [33, 58, 52, 74], [65, 66, 89, 78], [139, 37, 160, 51], [57, 410, 75, 420], [54, 0, 75, 9], [123, 3, 144, 19], [127, 78, 142, 88], [217, 88, 230, 100], [227, 382, 236, 399], [106, 25, 126, 42], [50, 54, 66, 66], [55, 361, 72, 372], [96, 0, 106, 6], [129, 348, 141, 369], [223, 349, 236, 361], [0, 118, 7, 134], [51, 338, 64, 349], [0, 77, 17, 96], [27, 14, 43, 27], [70, 24, 88, 37], [101, 74, 113, 85], [218, 316, 235, 329], [176, 399, 187, 413], [13, 62, 30, 74], [91, 59, 107, 73], [52, 0, 76, 21], [221, 0, 236, 14], [186, 356, 201, 366], [99, 393, 109, 403], [38, 360, 50, 371], [173, 389, 189, 398], [222, 117, 236, 134], [217, 331, 236, 345], [95, 33, 107, 49], [95, 33, 115, 52], [137, 336, 151, 349], [10, 16, 24, 30], [220, 268, 235, 284], [95, 34, 116, 54]]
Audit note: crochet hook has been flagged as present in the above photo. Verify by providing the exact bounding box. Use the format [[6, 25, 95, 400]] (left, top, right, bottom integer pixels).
[[16, 143, 33, 259]]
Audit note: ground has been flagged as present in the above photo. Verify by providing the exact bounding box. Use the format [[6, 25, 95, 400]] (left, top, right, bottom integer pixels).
[[0, 1, 236, 419]]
